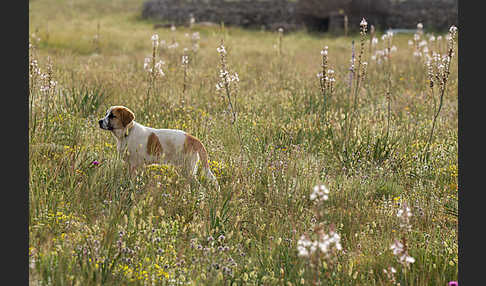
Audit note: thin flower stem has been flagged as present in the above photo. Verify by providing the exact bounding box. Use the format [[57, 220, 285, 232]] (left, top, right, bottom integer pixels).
[[385, 35, 393, 142], [424, 26, 456, 160], [346, 27, 366, 151], [424, 76, 448, 159], [319, 47, 328, 119], [342, 40, 355, 153], [218, 39, 237, 124]]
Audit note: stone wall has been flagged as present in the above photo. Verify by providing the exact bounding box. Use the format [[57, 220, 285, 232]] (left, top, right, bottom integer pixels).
[[141, 0, 458, 32], [385, 0, 458, 30], [296, 0, 456, 31], [142, 0, 301, 31]]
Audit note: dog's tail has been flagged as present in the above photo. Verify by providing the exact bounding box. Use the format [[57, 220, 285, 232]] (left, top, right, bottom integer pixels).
[[184, 134, 220, 189]]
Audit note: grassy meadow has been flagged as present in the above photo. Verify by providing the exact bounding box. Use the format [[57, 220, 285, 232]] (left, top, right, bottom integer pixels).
[[29, 0, 458, 285]]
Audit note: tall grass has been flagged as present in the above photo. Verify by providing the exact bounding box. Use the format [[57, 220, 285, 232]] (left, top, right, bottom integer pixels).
[[29, 1, 458, 285]]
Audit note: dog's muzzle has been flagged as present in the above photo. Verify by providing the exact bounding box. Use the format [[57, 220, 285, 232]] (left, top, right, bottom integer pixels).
[[98, 119, 112, 130]]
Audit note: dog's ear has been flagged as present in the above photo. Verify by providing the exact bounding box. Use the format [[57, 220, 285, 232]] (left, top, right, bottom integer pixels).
[[118, 107, 135, 127]]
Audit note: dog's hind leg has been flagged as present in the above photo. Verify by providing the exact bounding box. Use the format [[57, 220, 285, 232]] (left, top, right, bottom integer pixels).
[[203, 166, 219, 191], [182, 155, 201, 189]]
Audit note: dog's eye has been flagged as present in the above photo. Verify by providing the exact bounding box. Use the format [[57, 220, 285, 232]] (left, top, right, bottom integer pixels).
[[108, 113, 115, 119]]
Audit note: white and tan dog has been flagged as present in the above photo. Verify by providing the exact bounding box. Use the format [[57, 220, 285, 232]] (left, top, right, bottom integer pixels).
[[98, 106, 218, 188]]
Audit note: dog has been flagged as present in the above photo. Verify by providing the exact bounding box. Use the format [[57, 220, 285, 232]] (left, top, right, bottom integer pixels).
[[98, 106, 219, 188]]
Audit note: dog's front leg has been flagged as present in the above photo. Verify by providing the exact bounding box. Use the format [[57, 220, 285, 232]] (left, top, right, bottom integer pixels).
[[127, 156, 139, 177], [120, 145, 137, 177]]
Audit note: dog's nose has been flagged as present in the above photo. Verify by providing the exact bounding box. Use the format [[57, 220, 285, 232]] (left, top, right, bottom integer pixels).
[[98, 120, 103, 128]]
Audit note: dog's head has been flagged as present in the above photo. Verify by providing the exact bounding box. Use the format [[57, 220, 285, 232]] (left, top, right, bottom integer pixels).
[[98, 106, 135, 131]]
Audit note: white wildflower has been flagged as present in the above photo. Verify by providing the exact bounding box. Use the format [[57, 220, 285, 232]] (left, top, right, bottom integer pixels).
[[400, 254, 415, 265], [154, 60, 165, 76], [168, 42, 179, 49], [151, 34, 159, 48], [229, 72, 239, 83], [192, 32, 200, 41], [297, 229, 342, 259], [217, 45, 226, 55], [215, 82, 224, 91], [397, 202, 413, 230], [360, 18, 367, 27], [297, 245, 309, 257], [297, 235, 312, 257], [390, 239, 404, 256], [144, 57, 151, 70], [182, 55, 189, 65], [449, 25, 458, 34], [219, 69, 229, 78], [310, 185, 330, 202], [320, 46, 328, 56], [390, 239, 416, 267]]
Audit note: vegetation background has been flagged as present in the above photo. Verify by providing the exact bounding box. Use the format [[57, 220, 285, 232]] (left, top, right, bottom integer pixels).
[[29, 0, 457, 285]]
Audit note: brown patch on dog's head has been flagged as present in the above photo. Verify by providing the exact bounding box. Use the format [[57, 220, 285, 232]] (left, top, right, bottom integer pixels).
[[110, 106, 135, 129], [147, 132, 163, 156]]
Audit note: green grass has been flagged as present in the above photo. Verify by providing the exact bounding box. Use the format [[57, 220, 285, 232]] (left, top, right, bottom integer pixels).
[[29, 0, 457, 285]]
